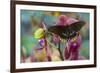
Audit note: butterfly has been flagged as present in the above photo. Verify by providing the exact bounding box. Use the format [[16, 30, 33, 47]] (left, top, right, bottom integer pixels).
[[48, 21, 85, 39]]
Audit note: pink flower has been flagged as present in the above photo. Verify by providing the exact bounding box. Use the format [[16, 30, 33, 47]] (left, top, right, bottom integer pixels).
[[57, 15, 68, 26], [57, 15, 78, 26], [64, 34, 82, 60]]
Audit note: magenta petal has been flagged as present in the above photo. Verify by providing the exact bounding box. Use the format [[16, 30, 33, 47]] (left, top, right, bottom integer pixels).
[[69, 35, 81, 51], [64, 47, 69, 59], [70, 50, 79, 60]]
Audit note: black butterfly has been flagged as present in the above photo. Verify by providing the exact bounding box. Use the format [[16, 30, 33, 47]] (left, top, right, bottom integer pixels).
[[48, 21, 85, 39]]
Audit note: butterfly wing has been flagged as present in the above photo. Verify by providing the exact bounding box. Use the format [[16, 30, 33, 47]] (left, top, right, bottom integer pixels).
[[69, 21, 85, 32], [48, 21, 85, 39], [66, 21, 85, 39], [48, 25, 69, 39]]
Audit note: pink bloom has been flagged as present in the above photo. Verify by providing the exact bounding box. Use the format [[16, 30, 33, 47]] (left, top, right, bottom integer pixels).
[[57, 15, 68, 26], [57, 15, 78, 26], [64, 34, 82, 60]]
